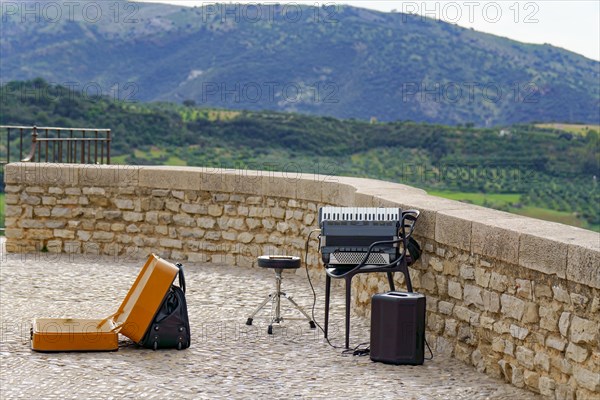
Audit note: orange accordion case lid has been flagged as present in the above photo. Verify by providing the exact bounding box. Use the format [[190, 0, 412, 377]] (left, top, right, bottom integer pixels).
[[31, 254, 179, 352]]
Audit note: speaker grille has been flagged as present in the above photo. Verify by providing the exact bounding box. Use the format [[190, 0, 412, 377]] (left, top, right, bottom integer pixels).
[[330, 252, 389, 265]]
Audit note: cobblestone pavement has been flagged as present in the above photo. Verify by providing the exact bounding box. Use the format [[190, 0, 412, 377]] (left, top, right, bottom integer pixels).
[[0, 241, 539, 399]]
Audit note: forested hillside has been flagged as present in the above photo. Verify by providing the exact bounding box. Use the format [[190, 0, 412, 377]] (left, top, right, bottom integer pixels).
[[1, 80, 598, 231], [1, 2, 599, 126]]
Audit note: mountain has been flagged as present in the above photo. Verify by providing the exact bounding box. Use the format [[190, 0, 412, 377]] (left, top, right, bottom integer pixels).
[[1, 1, 598, 126]]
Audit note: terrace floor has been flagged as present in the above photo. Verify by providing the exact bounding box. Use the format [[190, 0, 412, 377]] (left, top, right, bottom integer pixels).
[[0, 238, 539, 399]]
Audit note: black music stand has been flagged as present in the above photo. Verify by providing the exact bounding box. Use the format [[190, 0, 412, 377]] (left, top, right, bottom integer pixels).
[[323, 210, 419, 349]]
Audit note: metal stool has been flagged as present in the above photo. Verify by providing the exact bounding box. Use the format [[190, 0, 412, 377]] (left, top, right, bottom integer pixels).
[[245, 255, 316, 334]]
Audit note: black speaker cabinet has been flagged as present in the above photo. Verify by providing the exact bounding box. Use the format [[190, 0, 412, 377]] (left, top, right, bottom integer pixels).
[[370, 291, 426, 365]]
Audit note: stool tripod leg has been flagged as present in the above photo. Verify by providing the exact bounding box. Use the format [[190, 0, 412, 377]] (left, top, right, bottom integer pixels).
[[282, 293, 316, 329], [246, 293, 274, 325]]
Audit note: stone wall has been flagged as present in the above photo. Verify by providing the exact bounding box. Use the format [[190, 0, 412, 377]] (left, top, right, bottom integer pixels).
[[4, 163, 599, 398]]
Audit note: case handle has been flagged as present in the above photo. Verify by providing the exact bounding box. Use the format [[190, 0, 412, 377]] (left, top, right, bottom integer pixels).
[[176, 263, 186, 294]]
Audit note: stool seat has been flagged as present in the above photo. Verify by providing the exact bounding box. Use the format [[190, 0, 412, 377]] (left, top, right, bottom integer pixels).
[[257, 255, 301, 269], [246, 255, 314, 334]]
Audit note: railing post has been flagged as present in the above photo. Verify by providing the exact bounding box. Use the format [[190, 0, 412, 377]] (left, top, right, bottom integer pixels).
[[21, 126, 39, 162], [107, 129, 111, 164], [6, 127, 10, 163]]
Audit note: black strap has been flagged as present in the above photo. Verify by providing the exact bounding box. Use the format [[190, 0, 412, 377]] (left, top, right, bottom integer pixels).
[[175, 263, 186, 294]]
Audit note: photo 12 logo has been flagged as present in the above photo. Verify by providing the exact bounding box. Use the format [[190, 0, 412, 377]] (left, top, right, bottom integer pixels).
[[1, 1, 140, 24], [196, 2, 339, 24], [0, 80, 140, 104], [400, 81, 540, 104], [399, 1, 540, 24], [200, 81, 339, 104]]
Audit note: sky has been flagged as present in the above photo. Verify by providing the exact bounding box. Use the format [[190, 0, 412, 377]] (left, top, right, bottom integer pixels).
[[135, 0, 600, 61]]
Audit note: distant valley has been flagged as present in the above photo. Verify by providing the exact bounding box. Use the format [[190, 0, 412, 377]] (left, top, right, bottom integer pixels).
[[1, 1, 599, 126]]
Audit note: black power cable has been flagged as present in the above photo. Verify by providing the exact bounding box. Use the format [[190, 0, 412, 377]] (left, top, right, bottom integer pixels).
[[302, 225, 434, 362], [303, 229, 344, 350]]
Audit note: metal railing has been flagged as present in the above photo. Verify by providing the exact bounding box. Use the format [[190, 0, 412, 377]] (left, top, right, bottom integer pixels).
[[0, 125, 111, 165], [0, 125, 111, 234]]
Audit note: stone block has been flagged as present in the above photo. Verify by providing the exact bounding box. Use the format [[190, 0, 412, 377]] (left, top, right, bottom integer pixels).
[[123, 212, 144, 222], [205, 231, 221, 241], [197, 217, 216, 229], [159, 239, 183, 249], [435, 211, 472, 251], [238, 232, 254, 244], [33, 207, 50, 217], [521, 303, 539, 324], [523, 370, 539, 391], [54, 229, 75, 239], [114, 199, 134, 210], [515, 346, 534, 369], [448, 280, 462, 300], [164, 200, 179, 212], [567, 240, 600, 290], [125, 224, 140, 233], [489, 272, 507, 291], [65, 188, 81, 195], [532, 283, 552, 299], [438, 301, 454, 315], [509, 324, 529, 340], [538, 376, 555, 397], [472, 221, 519, 263], [51, 207, 71, 218], [92, 231, 114, 242], [208, 205, 223, 217], [570, 293, 589, 312], [481, 290, 500, 313], [103, 211, 122, 220], [515, 279, 532, 299], [454, 306, 479, 325], [500, 294, 525, 320], [555, 383, 575, 400], [546, 335, 567, 351], [435, 275, 447, 296], [81, 164, 138, 187], [459, 264, 475, 280], [5, 163, 78, 185], [559, 312, 571, 337], [181, 203, 206, 215], [519, 233, 567, 279], [19, 219, 45, 228], [222, 231, 237, 241], [82, 187, 106, 196], [444, 319, 458, 337], [427, 313, 445, 334], [139, 166, 197, 190], [572, 365, 600, 392], [42, 196, 56, 206], [569, 316, 597, 345], [552, 285, 571, 303], [5, 228, 23, 239], [463, 284, 483, 308], [173, 214, 195, 227], [429, 257, 443, 272], [534, 352, 550, 372], [592, 297, 600, 314], [565, 342, 589, 363], [152, 189, 170, 197]]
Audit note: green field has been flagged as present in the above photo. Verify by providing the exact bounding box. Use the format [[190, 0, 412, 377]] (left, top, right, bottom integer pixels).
[[429, 190, 598, 232], [427, 190, 521, 209], [535, 123, 600, 136]]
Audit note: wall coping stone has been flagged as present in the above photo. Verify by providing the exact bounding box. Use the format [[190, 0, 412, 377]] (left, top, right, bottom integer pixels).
[[5, 162, 599, 289]]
